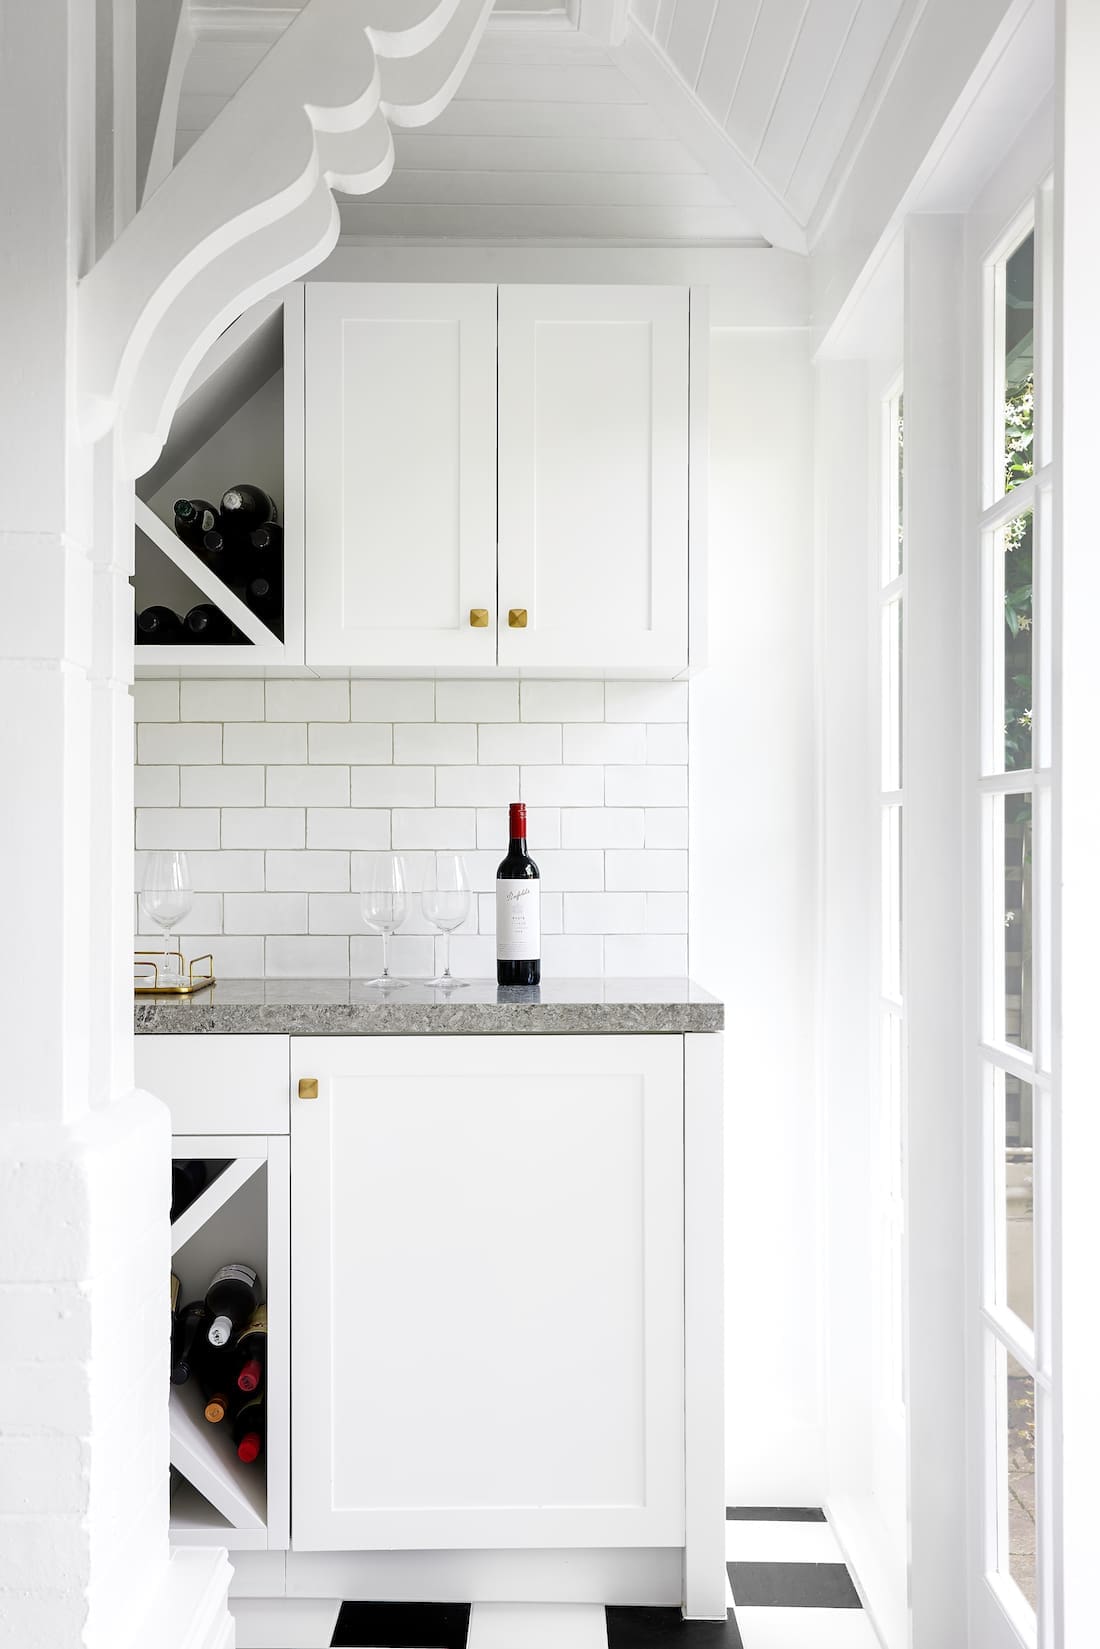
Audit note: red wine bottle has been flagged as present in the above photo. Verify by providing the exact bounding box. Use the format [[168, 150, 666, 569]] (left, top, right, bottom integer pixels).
[[135, 606, 183, 645], [172, 498, 219, 551], [200, 1346, 237, 1424], [232, 1396, 265, 1463], [248, 522, 282, 557], [184, 604, 246, 644], [220, 484, 277, 534], [170, 1301, 208, 1387], [204, 1262, 260, 1347], [496, 802, 540, 987], [198, 527, 243, 586], [234, 1303, 267, 1393]]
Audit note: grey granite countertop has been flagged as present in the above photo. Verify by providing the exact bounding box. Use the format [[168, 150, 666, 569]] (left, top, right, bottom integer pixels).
[[134, 977, 722, 1035]]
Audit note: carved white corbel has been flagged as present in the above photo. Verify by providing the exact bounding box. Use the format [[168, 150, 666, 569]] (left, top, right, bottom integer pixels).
[[79, 0, 494, 478]]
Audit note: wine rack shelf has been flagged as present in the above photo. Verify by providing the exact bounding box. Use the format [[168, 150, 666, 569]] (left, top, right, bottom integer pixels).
[[134, 285, 305, 677], [170, 1133, 289, 1552]]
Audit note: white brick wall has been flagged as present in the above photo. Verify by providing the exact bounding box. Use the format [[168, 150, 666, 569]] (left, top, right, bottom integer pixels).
[[134, 679, 690, 978]]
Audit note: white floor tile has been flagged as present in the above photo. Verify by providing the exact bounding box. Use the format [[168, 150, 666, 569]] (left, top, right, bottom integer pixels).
[[735, 1606, 880, 1649], [725, 1519, 844, 1564], [467, 1602, 608, 1649]]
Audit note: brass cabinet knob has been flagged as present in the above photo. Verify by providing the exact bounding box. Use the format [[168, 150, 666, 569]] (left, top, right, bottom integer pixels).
[[508, 608, 528, 629], [298, 1077, 319, 1100], [469, 608, 489, 628]]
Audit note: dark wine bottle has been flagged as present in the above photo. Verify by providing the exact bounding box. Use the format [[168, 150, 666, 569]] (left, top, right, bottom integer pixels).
[[172, 498, 219, 551], [170, 1300, 208, 1387], [496, 802, 540, 987], [184, 604, 246, 645], [204, 1262, 261, 1348], [199, 1345, 236, 1424], [248, 521, 282, 557], [171, 1158, 207, 1223], [220, 484, 277, 534], [232, 1396, 265, 1463], [198, 527, 243, 587], [243, 574, 282, 627], [235, 1303, 267, 1393], [135, 606, 183, 645]]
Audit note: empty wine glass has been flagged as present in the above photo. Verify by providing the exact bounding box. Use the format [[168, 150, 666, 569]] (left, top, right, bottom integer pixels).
[[359, 853, 409, 989], [422, 853, 472, 989], [140, 850, 193, 985]]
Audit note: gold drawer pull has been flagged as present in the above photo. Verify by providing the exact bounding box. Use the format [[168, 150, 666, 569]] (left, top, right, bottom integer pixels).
[[298, 1077, 319, 1100], [469, 608, 489, 628], [508, 608, 528, 629]]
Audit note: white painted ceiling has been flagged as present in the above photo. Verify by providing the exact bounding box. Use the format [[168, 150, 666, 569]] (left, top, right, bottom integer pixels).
[[176, 0, 918, 249]]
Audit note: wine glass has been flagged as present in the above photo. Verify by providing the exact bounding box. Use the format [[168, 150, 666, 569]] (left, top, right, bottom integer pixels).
[[359, 853, 409, 989], [422, 853, 472, 989], [140, 850, 193, 985]]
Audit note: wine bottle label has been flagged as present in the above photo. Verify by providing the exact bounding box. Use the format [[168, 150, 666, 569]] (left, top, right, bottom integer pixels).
[[208, 1262, 258, 1291], [496, 879, 540, 961], [238, 1303, 267, 1342]]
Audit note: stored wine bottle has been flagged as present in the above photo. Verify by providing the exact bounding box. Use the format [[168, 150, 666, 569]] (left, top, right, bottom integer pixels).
[[197, 527, 243, 586], [243, 574, 282, 627], [170, 1301, 208, 1387], [184, 604, 245, 644], [135, 606, 183, 645], [235, 1303, 267, 1393], [220, 484, 277, 534], [232, 1396, 265, 1464], [204, 1261, 261, 1347], [496, 802, 540, 987], [170, 1273, 181, 1315], [199, 1346, 235, 1423], [248, 521, 282, 558], [171, 1158, 207, 1223], [172, 498, 219, 551]]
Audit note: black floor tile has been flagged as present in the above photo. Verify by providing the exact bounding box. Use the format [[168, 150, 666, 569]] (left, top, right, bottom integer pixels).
[[331, 1601, 471, 1647], [727, 1562, 861, 1609], [725, 1506, 827, 1522], [606, 1606, 744, 1648]]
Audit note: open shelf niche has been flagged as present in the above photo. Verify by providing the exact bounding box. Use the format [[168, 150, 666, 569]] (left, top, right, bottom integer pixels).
[[134, 284, 305, 677], [170, 1133, 289, 1551]]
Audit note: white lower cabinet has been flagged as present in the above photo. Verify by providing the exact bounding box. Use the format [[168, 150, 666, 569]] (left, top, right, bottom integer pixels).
[[289, 1034, 686, 1551]]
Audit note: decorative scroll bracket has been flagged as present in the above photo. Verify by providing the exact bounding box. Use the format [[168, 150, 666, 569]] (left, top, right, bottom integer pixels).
[[79, 0, 494, 478]]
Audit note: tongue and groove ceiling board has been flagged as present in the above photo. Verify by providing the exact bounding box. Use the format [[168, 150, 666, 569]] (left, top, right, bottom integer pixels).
[[175, 0, 914, 248]]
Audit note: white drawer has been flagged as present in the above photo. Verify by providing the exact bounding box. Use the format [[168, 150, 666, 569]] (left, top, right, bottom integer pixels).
[[136, 1035, 289, 1134]]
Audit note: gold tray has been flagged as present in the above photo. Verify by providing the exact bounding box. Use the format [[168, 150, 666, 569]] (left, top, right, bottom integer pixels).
[[135, 951, 216, 996]]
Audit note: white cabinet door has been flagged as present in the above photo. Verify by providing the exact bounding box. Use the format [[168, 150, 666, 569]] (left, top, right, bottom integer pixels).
[[498, 286, 689, 673], [290, 1034, 685, 1551], [305, 284, 497, 668]]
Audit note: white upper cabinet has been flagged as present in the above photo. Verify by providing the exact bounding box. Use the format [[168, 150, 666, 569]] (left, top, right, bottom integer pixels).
[[497, 286, 690, 674], [305, 284, 497, 669]]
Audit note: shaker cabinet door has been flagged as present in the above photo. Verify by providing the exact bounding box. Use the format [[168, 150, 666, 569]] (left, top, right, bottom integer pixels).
[[497, 286, 689, 673], [290, 1034, 685, 1551], [305, 284, 497, 668]]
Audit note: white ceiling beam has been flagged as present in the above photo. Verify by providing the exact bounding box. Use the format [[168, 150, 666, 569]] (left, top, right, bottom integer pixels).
[[577, 0, 628, 46], [610, 20, 809, 255]]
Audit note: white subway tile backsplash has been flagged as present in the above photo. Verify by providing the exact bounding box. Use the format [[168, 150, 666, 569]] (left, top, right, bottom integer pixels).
[[133, 680, 179, 722], [266, 765, 350, 807], [352, 767, 435, 807], [266, 850, 350, 892], [605, 850, 688, 892], [136, 808, 220, 849], [479, 723, 561, 765], [223, 722, 306, 765], [391, 808, 477, 849], [134, 766, 179, 807], [180, 766, 264, 807], [436, 766, 518, 807], [266, 680, 348, 722], [134, 675, 688, 978], [224, 892, 308, 934], [180, 679, 263, 721], [562, 723, 646, 764], [309, 722, 392, 764], [351, 680, 434, 721], [521, 680, 604, 722], [605, 765, 689, 807], [138, 723, 221, 765], [307, 808, 389, 850], [394, 723, 477, 765], [520, 765, 603, 807], [437, 680, 518, 722], [605, 682, 688, 722], [266, 936, 349, 978], [222, 808, 305, 849]]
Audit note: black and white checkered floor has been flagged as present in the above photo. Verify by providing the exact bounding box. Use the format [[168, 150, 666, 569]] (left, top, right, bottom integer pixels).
[[327, 1508, 879, 1648]]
